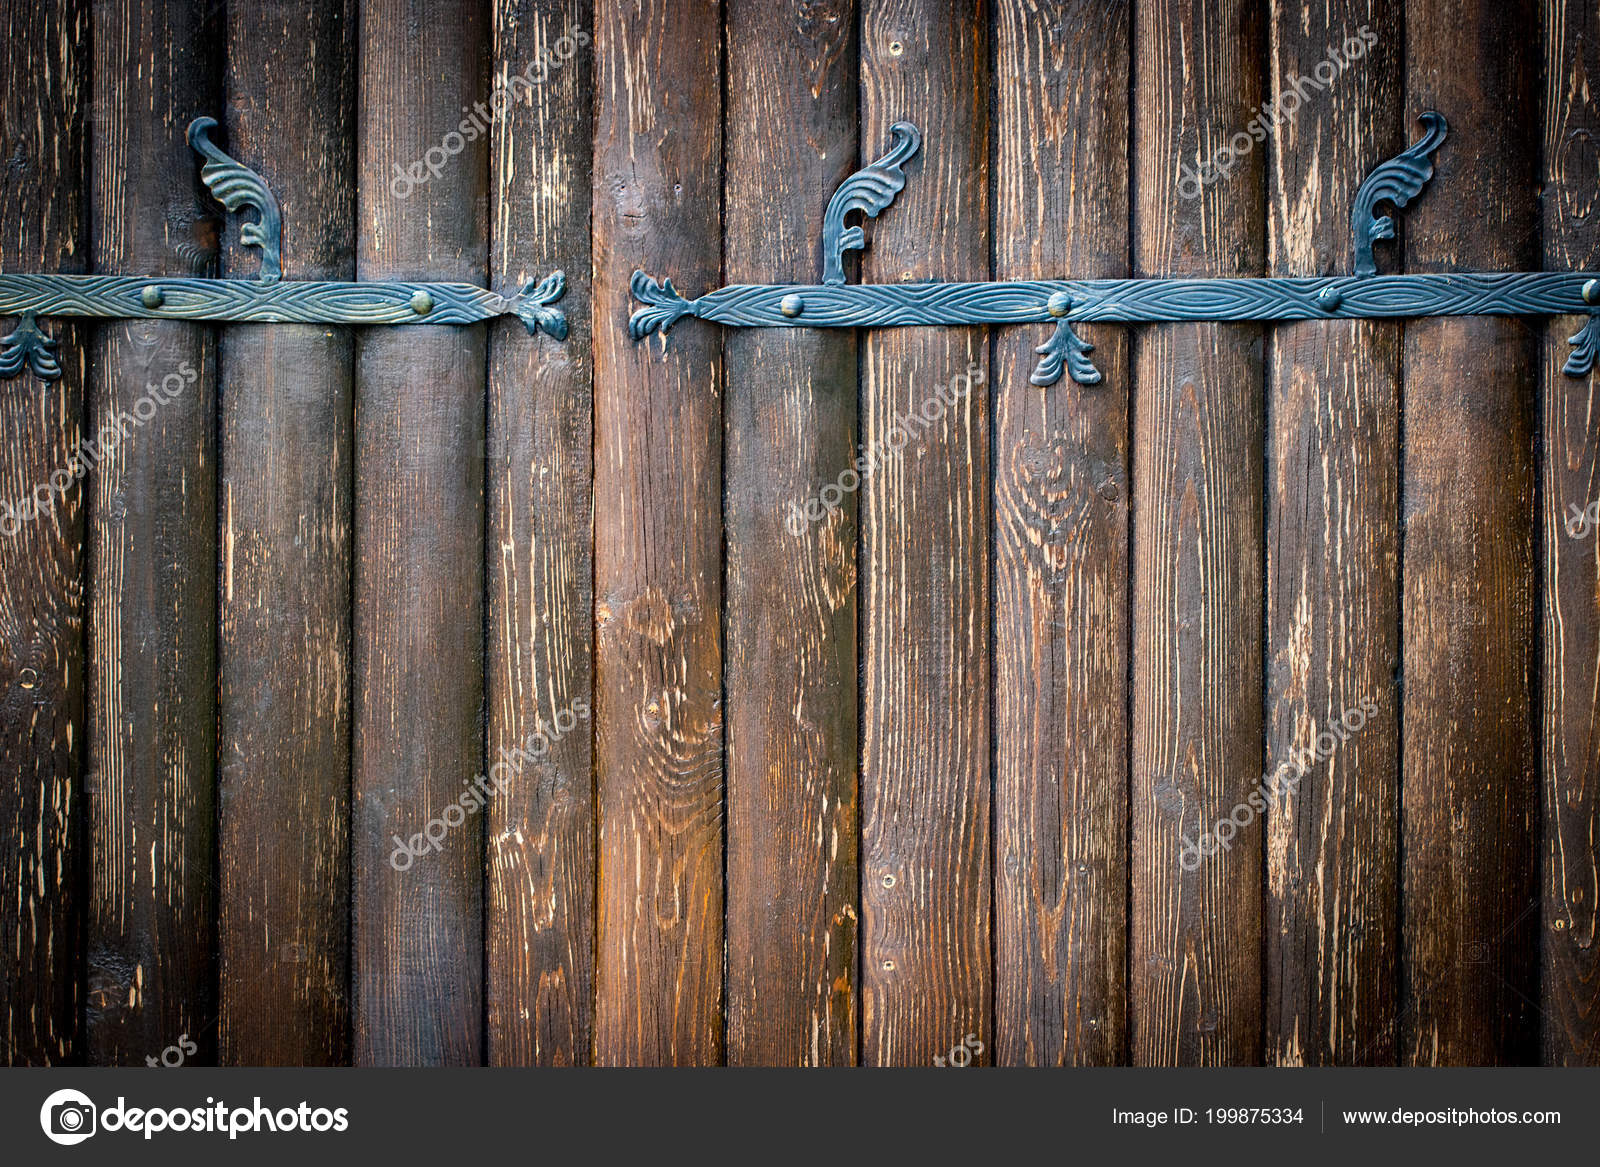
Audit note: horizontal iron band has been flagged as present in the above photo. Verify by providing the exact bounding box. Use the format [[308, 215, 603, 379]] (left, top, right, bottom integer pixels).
[[677, 272, 1599, 328], [0, 273, 516, 325]]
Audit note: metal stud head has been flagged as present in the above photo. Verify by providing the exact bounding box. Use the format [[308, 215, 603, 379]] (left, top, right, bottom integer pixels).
[[779, 293, 804, 318], [1584, 279, 1600, 306], [141, 285, 165, 309], [1046, 291, 1073, 318], [1317, 285, 1343, 311], [409, 289, 434, 315]]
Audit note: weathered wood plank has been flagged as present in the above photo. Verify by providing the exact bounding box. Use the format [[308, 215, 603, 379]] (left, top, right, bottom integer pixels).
[[724, 0, 858, 1068], [859, 0, 990, 1067], [486, 0, 594, 1066], [592, 0, 724, 1065], [216, 0, 355, 1066], [1401, 0, 1539, 1065], [1541, 0, 1600, 1067], [85, 0, 219, 1065], [992, 0, 1129, 1068], [1264, 1, 1401, 1066], [1131, 0, 1265, 1066], [352, 0, 488, 1065], [0, 0, 86, 1066]]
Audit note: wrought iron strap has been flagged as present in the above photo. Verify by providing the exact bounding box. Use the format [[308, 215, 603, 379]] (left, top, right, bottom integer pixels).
[[630, 111, 1600, 385], [0, 117, 567, 381]]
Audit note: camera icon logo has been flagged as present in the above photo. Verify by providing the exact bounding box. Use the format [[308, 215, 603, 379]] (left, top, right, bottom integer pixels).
[[39, 1088, 97, 1146]]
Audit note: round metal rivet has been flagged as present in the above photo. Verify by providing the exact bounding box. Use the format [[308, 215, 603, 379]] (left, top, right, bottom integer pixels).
[[1584, 279, 1600, 306], [409, 289, 434, 315], [1047, 290, 1073, 317], [779, 293, 804, 318], [140, 285, 164, 309], [1317, 285, 1343, 311]]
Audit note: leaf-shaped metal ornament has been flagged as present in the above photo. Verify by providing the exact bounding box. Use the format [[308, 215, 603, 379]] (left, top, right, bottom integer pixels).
[[507, 270, 569, 339], [1565, 311, 1600, 377], [0, 313, 61, 381], [627, 270, 699, 338], [1350, 111, 1447, 278], [1031, 318, 1100, 387], [821, 122, 922, 285], [187, 116, 284, 283]]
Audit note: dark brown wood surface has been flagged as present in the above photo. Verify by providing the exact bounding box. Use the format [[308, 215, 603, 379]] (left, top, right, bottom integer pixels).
[[1401, 0, 1540, 1066], [352, 0, 488, 1066], [1131, 0, 1265, 1065], [0, 0, 85, 1066], [724, 0, 859, 1067], [992, 0, 1129, 1068], [1264, 0, 1402, 1065], [1, 0, 1596, 1070], [485, 0, 594, 1067], [859, 0, 991, 1067], [85, 0, 219, 1065], [591, 0, 725, 1065], [1541, 0, 1600, 1067], [216, 0, 354, 1067]]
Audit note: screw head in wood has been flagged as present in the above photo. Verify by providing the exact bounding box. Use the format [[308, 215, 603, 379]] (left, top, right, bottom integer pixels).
[[409, 289, 434, 315], [1046, 291, 1073, 317], [140, 285, 165, 309], [779, 293, 804, 318]]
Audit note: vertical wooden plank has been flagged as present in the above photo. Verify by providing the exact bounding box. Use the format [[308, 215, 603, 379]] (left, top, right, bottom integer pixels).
[[1131, 0, 1265, 1066], [859, 0, 991, 1067], [217, 0, 355, 1066], [592, 0, 724, 1065], [1264, 2, 1401, 1065], [85, 0, 219, 1064], [724, 0, 859, 1068], [486, 0, 595, 1066], [1401, 0, 1539, 1067], [992, 0, 1129, 1067], [1541, 0, 1600, 1067], [353, 0, 488, 1065], [0, 0, 86, 1066]]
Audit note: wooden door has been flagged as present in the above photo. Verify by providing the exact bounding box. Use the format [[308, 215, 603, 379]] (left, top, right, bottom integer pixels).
[[0, 0, 1594, 1067]]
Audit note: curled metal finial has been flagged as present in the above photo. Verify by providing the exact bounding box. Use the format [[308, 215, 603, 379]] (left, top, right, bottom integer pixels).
[[1350, 111, 1447, 278], [187, 116, 283, 283], [820, 121, 921, 285], [505, 270, 568, 339], [1565, 314, 1600, 376], [1031, 319, 1100, 387], [0, 312, 61, 381]]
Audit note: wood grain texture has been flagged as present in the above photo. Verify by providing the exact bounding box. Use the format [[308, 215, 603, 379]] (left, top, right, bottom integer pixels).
[[592, 0, 725, 1065], [992, 0, 1129, 1068], [1401, 0, 1539, 1066], [486, 0, 594, 1066], [217, 0, 355, 1066], [352, 0, 488, 1065], [1264, 0, 1401, 1066], [1131, 0, 1265, 1066], [859, 0, 990, 1067], [0, 0, 85, 1066], [724, 0, 858, 1067], [1541, 0, 1600, 1066], [85, 0, 219, 1065]]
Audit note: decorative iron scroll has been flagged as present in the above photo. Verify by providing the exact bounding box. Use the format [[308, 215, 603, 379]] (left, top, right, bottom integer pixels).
[[630, 112, 1600, 385], [0, 117, 567, 381]]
